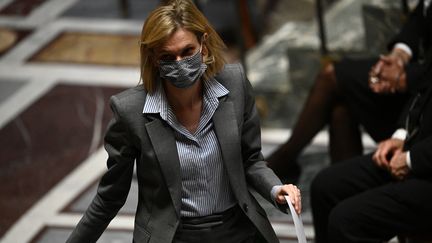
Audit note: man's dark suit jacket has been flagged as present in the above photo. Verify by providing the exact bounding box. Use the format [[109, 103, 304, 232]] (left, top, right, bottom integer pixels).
[[393, 0, 432, 177], [404, 81, 432, 179], [66, 64, 284, 243]]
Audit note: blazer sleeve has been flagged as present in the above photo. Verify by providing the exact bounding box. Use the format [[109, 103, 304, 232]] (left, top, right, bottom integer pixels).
[[238, 65, 283, 203], [66, 96, 137, 243]]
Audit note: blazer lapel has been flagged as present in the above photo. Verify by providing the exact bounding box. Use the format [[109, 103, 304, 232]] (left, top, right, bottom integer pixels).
[[213, 100, 248, 202], [145, 118, 182, 217]]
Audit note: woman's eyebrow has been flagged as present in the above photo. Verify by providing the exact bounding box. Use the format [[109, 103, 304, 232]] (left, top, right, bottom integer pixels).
[[160, 43, 196, 54]]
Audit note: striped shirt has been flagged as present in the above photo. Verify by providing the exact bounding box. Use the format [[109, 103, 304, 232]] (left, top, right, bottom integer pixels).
[[143, 78, 237, 217]]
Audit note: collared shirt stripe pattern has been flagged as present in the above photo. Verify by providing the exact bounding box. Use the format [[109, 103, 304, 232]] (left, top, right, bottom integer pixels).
[[143, 78, 237, 217]]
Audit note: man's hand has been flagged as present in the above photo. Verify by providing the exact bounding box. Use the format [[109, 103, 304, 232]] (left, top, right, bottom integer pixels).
[[275, 184, 301, 215], [389, 150, 410, 180], [372, 138, 404, 169]]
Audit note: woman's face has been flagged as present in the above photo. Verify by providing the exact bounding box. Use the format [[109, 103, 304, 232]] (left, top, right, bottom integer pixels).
[[156, 28, 204, 63]]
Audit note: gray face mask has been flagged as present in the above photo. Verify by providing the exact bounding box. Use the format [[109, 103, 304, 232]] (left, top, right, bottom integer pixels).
[[158, 48, 207, 89]]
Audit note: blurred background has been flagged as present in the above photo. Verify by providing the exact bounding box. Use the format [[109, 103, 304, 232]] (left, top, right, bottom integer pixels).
[[0, 0, 411, 242]]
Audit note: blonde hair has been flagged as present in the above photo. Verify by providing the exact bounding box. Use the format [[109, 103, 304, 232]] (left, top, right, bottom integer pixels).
[[140, 0, 227, 93]]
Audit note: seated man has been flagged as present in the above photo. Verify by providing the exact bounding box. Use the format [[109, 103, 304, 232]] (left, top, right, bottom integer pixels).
[[310, 78, 432, 242], [310, 1, 432, 241], [310, 1, 432, 236], [267, 0, 431, 183]]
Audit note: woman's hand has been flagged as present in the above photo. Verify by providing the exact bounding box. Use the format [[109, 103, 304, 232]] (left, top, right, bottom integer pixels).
[[369, 47, 410, 94], [275, 184, 302, 215], [369, 54, 407, 94]]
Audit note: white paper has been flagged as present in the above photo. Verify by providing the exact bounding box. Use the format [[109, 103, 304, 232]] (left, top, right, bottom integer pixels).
[[284, 195, 307, 243]]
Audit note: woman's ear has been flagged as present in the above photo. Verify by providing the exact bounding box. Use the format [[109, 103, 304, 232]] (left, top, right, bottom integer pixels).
[[202, 33, 209, 57], [202, 33, 208, 42], [202, 45, 209, 57]]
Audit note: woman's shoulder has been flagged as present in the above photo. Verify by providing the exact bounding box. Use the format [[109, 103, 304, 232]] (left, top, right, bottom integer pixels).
[[218, 63, 245, 77], [113, 85, 145, 99], [110, 85, 147, 112], [215, 63, 246, 86]]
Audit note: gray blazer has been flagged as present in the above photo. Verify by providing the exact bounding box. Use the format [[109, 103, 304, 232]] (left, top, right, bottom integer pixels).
[[67, 64, 283, 243]]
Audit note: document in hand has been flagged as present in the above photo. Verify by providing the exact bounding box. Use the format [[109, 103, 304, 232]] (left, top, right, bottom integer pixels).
[[284, 195, 307, 243]]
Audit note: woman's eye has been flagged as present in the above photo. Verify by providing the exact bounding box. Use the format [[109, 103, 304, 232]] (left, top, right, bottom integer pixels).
[[182, 48, 195, 57], [160, 55, 174, 61]]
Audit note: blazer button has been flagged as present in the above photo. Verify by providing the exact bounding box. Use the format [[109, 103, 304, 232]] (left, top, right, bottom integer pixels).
[[243, 203, 248, 212]]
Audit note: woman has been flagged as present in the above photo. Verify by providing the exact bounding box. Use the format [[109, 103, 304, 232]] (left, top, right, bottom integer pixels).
[[66, 1, 301, 242]]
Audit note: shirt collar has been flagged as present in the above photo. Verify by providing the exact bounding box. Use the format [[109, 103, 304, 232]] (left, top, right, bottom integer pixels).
[[203, 77, 229, 102], [142, 78, 229, 116]]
